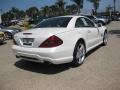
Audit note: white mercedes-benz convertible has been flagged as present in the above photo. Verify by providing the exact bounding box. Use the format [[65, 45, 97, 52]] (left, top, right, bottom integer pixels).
[[12, 15, 108, 66]]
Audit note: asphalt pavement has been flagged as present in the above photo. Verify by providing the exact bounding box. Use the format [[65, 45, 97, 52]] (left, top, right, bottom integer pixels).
[[0, 21, 120, 90]]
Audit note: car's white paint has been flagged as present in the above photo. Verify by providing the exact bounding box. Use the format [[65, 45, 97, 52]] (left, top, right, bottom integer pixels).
[[12, 15, 107, 64]]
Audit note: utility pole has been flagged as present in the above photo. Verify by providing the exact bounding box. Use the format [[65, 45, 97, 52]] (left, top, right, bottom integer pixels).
[[113, 0, 116, 15], [0, 9, 2, 24], [109, 5, 113, 20]]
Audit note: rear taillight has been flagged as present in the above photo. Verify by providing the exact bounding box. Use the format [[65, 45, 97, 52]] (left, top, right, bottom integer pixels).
[[13, 39, 18, 45], [23, 33, 32, 35], [39, 35, 63, 48]]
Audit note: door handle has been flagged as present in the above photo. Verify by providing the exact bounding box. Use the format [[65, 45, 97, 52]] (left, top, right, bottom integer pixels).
[[88, 30, 91, 33]]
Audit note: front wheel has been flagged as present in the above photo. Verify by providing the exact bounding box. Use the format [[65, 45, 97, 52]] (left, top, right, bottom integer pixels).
[[72, 42, 86, 66], [4, 32, 12, 39], [0, 34, 4, 43], [102, 32, 108, 46]]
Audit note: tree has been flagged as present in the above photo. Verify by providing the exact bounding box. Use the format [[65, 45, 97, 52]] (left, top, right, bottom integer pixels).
[[49, 5, 59, 16], [41, 6, 51, 17], [87, 0, 101, 15], [26, 7, 39, 19], [9, 7, 20, 19], [18, 10, 25, 19], [113, 0, 116, 14], [2, 12, 10, 21], [56, 0, 66, 15], [2, 7, 22, 21], [71, 0, 84, 14], [66, 4, 78, 15]]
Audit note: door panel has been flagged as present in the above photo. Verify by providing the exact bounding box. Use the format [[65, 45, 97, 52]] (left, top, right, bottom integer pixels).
[[85, 27, 99, 48], [82, 18, 100, 48], [74, 17, 100, 51]]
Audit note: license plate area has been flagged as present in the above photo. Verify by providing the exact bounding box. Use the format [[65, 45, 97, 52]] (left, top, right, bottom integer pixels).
[[21, 38, 34, 46]]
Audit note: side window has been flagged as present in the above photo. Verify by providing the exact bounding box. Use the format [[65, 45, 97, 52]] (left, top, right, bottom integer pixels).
[[84, 18, 95, 27], [75, 18, 85, 28]]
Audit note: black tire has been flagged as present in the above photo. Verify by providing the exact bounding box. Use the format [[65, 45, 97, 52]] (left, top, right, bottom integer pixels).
[[72, 41, 86, 66], [102, 31, 108, 46], [0, 34, 4, 44], [4, 32, 12, 39]]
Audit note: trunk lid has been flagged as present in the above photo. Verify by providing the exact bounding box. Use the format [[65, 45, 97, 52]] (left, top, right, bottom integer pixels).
[[15, 28, 67, 48]]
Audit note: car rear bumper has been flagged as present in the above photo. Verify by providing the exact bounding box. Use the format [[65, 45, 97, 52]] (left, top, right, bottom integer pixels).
[[12, 45, 73, 64]]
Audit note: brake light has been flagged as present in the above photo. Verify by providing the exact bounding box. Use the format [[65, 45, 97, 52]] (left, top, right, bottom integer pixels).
[[13, 38, 18, 45], [39, 35, 63, 48], [23, 33, 32, 35]]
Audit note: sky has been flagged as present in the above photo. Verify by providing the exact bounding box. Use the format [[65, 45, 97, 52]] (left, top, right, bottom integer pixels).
[[0, 0, 120, 13]]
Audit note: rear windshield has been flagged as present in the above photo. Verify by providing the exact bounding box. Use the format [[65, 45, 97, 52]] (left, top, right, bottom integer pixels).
[[35, 17, 72, 28]]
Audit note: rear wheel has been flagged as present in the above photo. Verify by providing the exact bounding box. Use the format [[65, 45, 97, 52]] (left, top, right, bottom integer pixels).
[[72, 42, 86, 66]]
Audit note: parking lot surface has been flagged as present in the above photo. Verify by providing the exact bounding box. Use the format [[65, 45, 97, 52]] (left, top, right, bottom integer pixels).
[[0, 21, 120, 90]]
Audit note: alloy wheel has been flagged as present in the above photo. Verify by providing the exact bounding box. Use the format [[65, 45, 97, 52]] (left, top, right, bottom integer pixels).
[[73, 42, 86, 66]]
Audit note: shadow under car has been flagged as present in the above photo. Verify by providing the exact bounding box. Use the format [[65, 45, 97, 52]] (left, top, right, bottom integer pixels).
[[14, 44, 102, 74]]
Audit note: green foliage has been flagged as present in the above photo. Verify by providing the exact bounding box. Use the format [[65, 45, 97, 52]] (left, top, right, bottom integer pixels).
[[55, 0, 66, 15], [26, 7, 39, 20], [1, 0, 102, 23], [66, 4, 78, 14], [71, 0, 84, 14], [1, 0, 83, 22], [2, 7, 25, 21], [49, 5, 59, 16], [41, 6, 50, 17]]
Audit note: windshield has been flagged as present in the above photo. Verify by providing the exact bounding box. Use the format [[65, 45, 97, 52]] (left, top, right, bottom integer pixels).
[[97, 16, 106, 19], [35, 17, 72, 28], [85, 16, 95, 20]]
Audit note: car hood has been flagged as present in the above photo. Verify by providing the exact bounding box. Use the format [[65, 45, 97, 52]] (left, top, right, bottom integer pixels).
[[96, 18, 106, 21], [1, 29, 13, 32]]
